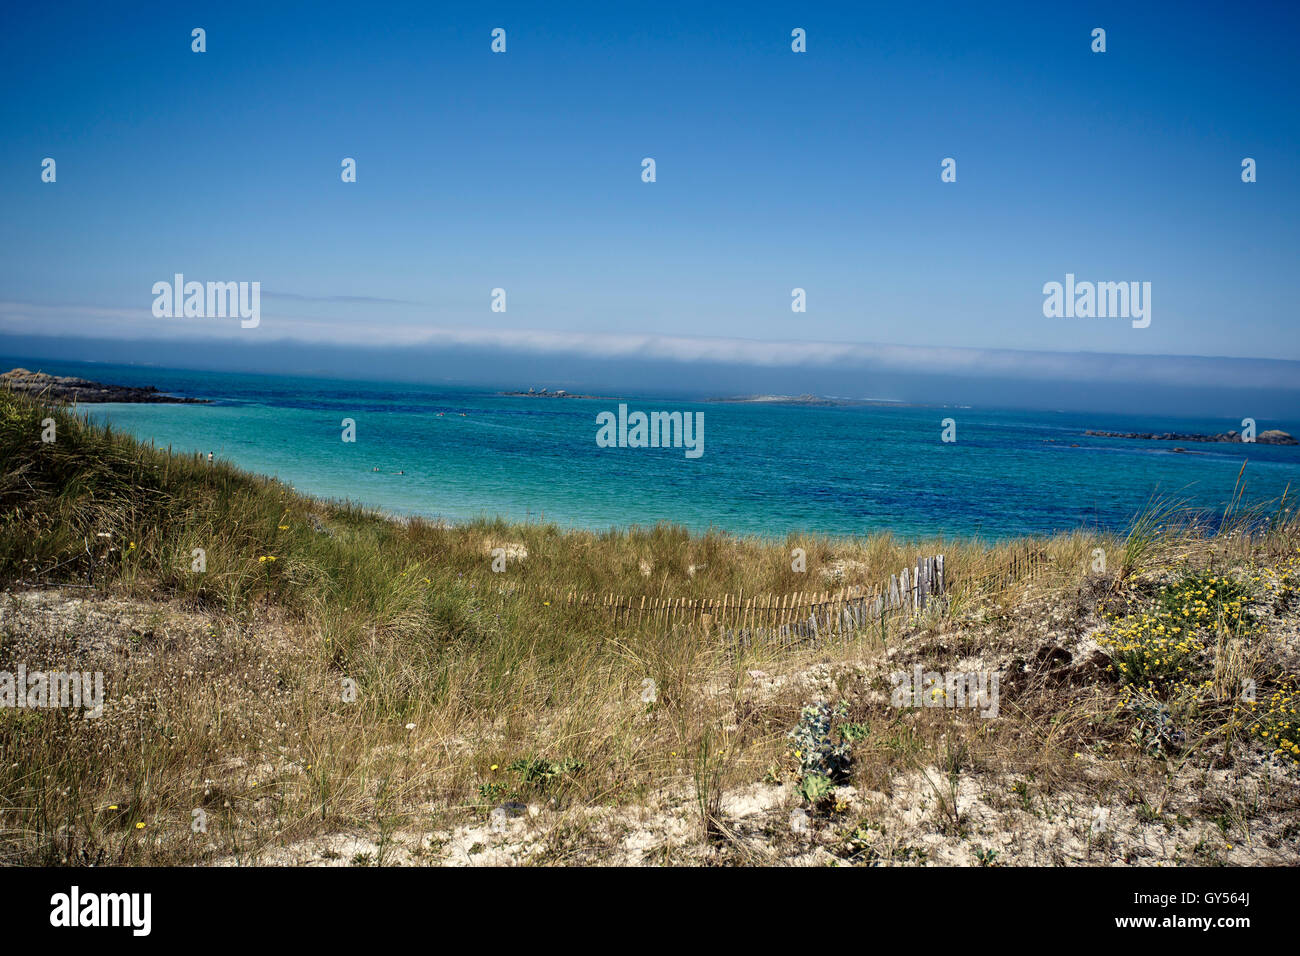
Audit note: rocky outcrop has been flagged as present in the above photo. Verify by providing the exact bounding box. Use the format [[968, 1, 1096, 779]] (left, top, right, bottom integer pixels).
[[1085, 428, 1297, 445], [1, 368, 208, 404]]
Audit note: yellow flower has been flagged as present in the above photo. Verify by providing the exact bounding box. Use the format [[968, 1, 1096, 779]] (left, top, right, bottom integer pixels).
[[135, 822, 145, 829]]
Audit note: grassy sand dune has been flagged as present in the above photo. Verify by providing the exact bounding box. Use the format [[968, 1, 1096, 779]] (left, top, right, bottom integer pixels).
[[2, 390, 1298, 865]]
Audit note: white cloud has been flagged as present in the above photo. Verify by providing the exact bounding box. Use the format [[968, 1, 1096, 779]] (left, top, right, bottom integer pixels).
[[2, 299, 1296, 391]]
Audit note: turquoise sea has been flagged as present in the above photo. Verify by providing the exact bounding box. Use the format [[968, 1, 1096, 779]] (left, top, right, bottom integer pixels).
[[10, 358, 1300, 540]]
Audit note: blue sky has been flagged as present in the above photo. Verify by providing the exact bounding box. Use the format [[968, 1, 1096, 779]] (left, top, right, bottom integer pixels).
[[1, 0, 1298, 396]]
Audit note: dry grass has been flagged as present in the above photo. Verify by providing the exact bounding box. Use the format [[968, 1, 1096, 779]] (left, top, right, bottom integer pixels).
[[1, 389, 1298, 866]]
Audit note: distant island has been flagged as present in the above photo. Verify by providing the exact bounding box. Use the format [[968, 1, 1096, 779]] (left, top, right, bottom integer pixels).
[[1086, 427, 1297, 445], [501, 387, 611, 399], [705, 394, 918, 407], [0, 368, 208, 404]]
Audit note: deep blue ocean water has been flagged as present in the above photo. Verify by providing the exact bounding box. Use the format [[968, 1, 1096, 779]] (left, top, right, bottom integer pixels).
[[9, 357, 1300, 540]]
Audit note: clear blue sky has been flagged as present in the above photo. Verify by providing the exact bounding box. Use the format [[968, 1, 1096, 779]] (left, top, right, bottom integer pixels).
[[1, 0, 1297, 377]]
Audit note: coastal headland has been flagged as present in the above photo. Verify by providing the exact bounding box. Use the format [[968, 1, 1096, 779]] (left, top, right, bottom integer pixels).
[[1, 368, 208, 404]]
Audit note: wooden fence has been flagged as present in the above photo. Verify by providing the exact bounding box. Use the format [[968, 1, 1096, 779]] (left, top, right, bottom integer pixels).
[[505, 549, 1048, 643]]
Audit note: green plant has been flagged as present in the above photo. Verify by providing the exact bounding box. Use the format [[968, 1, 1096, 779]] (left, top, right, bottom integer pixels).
[[974, 846, 1000, 866], [839, 721, 870, 743], [477, 781, 508, 804], [788, 702, 854, 806], [797, 772, 836, 804], [507, 757, 584, 789], [1124, 694, 1185, 757], [1239, 680, 1300, 763]]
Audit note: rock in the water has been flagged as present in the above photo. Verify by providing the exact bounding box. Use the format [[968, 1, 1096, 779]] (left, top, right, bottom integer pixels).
[[1, 368, 208, 404], [1258, 429, 1298, 445], [1085, 427, 1296, 445]]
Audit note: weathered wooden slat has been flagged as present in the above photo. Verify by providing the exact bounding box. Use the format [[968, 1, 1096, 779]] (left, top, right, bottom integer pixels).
[[531, 552, 952, 634]]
